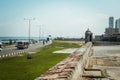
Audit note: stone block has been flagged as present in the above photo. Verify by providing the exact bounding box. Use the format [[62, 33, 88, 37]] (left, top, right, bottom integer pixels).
[[97, 59, 104, 65]]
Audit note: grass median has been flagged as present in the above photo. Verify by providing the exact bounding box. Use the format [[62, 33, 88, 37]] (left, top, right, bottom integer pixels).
[[0, 40, 81, 80]]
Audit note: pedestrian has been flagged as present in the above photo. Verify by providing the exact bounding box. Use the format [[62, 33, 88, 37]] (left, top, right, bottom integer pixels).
[[0, 42, 2, 51], [43, 40, 45, 45]]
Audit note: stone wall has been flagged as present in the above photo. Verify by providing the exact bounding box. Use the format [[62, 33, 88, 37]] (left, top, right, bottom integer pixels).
[[35, 42, 93, 80]]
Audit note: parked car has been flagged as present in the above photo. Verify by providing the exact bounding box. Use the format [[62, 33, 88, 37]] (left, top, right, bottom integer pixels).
[[16, 41, 29, 49]]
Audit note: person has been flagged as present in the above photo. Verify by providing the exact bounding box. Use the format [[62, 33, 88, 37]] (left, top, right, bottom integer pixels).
[[43, 40, 45, 45], [47, 37, 49, 41], [0, 42, 2, 51]]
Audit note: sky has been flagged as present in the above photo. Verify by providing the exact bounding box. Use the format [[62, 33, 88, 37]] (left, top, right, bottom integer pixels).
[[0, 0, 120, 38]]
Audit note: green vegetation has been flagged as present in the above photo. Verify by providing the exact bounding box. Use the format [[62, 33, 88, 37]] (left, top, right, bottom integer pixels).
[[2, 43, 14, 47], [0, 40, 80, 80]]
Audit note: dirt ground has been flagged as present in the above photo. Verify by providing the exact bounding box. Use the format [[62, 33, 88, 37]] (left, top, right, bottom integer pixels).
[[53, 48, 78, 54], [53, 41, 84, 54], [88, 45, 120, 80], [57, 40, 85, 46]]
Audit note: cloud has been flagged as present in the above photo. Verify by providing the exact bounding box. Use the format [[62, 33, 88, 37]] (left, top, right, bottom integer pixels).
[[96, 13, 109, 19]]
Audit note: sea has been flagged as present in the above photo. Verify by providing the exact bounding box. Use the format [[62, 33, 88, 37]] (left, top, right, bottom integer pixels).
[[0, 37, 47, 41]]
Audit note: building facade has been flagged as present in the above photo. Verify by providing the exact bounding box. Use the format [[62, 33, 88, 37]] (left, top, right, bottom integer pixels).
[[85, 29, 93, 43], [115, 18, 120, 32], [95, 16, 120, 41], [105, 28, 119, 35], [109, 17, 114, 28]]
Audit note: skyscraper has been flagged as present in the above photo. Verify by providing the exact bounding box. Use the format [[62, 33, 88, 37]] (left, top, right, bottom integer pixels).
[[115, 19, 118, 29], [109, 17, 114, 28], [115, 18, 120, 32], [105, 16, 119, 35]]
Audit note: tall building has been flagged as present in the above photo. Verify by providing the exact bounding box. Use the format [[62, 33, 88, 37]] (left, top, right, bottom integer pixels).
[[109, 17, 114, 28], [105, 16, 119, 35], [95, 16, 120, 41], [115, 18, 120, 32], [115, 19, 118, 29]]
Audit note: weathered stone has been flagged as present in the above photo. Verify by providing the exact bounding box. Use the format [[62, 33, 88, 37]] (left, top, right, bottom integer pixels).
[[35, 42, 93, 80], [97, 59, 104, 65]]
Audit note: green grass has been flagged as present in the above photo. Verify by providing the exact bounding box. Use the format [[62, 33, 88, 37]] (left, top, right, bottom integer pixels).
[[2, 43, 15, 47], [0, 40, 80, 80]]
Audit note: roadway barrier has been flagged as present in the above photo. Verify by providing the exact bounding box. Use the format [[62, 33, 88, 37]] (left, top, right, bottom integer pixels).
[[0, 51, 25, 59], [35, 42, 93, 80]]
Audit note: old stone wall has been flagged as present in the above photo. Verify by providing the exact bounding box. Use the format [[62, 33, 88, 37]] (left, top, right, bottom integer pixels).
[[35, 42, 93, 80]]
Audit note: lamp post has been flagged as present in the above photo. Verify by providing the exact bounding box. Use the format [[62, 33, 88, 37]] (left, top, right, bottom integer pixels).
[[24, 18, 35, 43], [37, 25, 42, 42], [39, 26, 41, 42]]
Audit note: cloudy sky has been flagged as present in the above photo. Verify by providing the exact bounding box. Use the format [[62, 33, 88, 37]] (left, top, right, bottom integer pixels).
[[0, 0, 120, 38]]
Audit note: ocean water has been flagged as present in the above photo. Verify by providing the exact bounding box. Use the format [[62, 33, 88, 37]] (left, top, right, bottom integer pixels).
[[0, 37, 47, 41]]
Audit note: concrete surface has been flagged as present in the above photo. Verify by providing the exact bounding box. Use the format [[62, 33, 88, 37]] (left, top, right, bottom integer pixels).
[[53, 48, 78, 54], [90, 45, 120, 80]]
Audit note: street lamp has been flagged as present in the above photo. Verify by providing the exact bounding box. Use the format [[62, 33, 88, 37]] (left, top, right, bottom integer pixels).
[[37, 25, 42, 42], [24, 18, 35, 43]]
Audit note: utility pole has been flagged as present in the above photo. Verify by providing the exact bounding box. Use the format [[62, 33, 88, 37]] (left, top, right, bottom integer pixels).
[[37, 25, 42, 42], [39, 26, 41, 42], [24, 18, 35, 43]]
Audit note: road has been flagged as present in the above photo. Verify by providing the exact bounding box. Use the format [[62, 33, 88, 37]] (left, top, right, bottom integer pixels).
[[0, 41, 52, 57]]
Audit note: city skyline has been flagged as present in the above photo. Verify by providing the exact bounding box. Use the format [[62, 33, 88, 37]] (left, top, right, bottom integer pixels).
[[0, 0, 120, 38]]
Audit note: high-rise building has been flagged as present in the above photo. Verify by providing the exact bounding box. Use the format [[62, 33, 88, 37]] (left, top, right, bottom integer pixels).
[[115, 19, 118, 29], [105, 16, 119, 35], [119, 19, 120, 32], [109, 17, 114, 28], [115, 18, 120, 32]]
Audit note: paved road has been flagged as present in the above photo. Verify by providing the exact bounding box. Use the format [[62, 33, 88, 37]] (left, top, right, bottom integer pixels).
[[0, 40, 52, 57]]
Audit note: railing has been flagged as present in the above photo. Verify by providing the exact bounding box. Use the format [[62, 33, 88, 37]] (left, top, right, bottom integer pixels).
[[0, 51, 25, 58]]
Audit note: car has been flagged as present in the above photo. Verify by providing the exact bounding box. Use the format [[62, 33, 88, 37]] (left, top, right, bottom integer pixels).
[[16, 41, 29, 49]]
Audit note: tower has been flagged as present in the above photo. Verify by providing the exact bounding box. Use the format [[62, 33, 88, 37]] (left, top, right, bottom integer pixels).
[[115, 19, 118, 29], [115, 18, 120, 33], [109, 17, 114, 28], [85, 28, 93, 43]]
